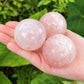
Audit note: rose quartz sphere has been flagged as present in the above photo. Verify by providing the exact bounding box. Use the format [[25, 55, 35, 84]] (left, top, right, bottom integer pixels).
[[14, 19, 46, 51], [42, 34, 76, 67], [40, 12, 67, 38]]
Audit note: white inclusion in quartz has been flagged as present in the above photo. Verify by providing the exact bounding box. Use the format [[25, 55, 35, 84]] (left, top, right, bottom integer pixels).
[[22, 33, 27, 37], [14, 19, 46, 51], [42, 34, 76, 68]]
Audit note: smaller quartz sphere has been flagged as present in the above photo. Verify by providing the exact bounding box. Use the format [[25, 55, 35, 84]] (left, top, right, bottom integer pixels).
[[40, 12, 67, 38], [42, 34, 76, 67], [14, 19, 46, 51]]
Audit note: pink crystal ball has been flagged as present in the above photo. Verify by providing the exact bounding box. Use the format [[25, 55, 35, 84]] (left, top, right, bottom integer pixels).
[[14, 19, 46, 51], [42, 34, 76, 67], [40, 12, 67, 38]]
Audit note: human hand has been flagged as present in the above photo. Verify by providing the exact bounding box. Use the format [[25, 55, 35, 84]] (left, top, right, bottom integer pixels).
[[0, 21, 84, 81]]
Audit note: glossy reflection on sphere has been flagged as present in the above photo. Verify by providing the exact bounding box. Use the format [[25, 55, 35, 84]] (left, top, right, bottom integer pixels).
[[42, 34, 76, 67], [40, 12, 67, 38], [14, 19, 46, 51]]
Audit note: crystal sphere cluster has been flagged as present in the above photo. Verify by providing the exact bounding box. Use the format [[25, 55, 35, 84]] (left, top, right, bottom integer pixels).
[[14, 12, 76, 67]]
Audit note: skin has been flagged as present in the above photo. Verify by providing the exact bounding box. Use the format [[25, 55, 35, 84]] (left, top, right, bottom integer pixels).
[[0, 21, 84, 81]]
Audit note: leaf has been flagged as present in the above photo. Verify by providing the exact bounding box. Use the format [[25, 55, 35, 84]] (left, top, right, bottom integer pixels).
[[0, 71, 12, 84], [37, 0, 51, 7], [69, 0, 75, 3], [0, 43, 30, 67], [67, 0, 84, 37], [63, 80, 77, 84], [29, 8, 48, 20], [31, 73, 72, 84], [63, 81, 72, 84], [77, 81, 84, 84], [24, 0, 39, 7]]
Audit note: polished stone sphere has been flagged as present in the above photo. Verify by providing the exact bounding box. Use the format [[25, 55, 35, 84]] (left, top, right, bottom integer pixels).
[[14, 19, 46, 51], [40, 12, 67, 38], [42, 34, 76, 67]]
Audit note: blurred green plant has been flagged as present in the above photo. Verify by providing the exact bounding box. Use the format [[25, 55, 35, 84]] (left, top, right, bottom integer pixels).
[[67, 0, 84, 37], [0, 0, 74, 24], [0, 71, 12, 84], [37, 0, 75, 12]]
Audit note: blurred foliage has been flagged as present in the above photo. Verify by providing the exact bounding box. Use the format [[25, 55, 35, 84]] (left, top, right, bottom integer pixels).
[[12, 65, 72, 84], [0, 0, 74, 24], [0, 71, 12, 84], [31, 73, 73, 84], [0, 0, 84, 84], [67, 0, 84, 37], [0, 43, 30, 67], [16, 65, 42, 84]]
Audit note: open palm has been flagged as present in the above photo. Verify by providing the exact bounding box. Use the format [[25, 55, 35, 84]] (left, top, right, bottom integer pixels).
[[0, 21, 84, 81]]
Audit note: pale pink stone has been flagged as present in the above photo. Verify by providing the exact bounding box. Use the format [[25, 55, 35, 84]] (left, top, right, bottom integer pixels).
[[40, 12, 67, 38], [42, 34, 76, 67], [14, 19, 46, 51]]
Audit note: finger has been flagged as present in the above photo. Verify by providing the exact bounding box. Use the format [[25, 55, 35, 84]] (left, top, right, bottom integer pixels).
[[65, 30, 84, 52], [7, 42, 42, 68], [65, 30, 84, 44], [6, 21, 19, 29], [0, 33, 13, 45], [0, 24, 14, 37]]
